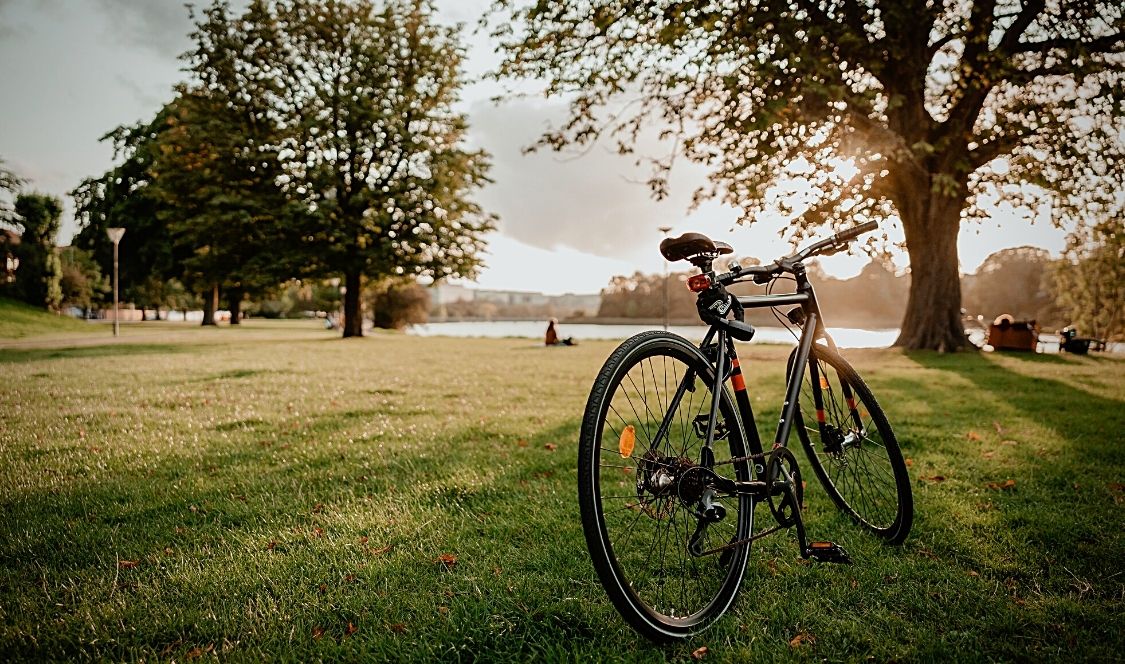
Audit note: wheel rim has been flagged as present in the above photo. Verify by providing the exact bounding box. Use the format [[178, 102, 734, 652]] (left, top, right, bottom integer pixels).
[[593, 346, 750, 625], [800, 357, 901, 532]]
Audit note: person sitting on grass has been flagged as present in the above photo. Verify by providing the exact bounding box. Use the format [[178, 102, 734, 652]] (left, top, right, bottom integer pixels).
[[545, 318, 576, 346]]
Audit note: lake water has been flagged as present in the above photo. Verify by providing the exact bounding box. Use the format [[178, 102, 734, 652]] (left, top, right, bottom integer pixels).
[[408, 321, 900, 348]]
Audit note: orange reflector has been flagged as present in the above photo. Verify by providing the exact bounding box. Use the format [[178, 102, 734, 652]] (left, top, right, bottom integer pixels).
[[846, 397, 857, 410], [819, 375, 829, 389], [687, 274, 712, 292], [619, 425, 636, 458]]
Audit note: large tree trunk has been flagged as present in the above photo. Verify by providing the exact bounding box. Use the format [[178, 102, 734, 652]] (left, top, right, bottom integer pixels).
[[227, 289, 244, 326], [342, 271, 363, 338], [201, 284, 219, 326], [895, 194, 967, 352]]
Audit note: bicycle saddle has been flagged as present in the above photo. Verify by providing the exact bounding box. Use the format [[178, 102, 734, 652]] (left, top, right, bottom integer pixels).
[[660, 232, 733, 262]]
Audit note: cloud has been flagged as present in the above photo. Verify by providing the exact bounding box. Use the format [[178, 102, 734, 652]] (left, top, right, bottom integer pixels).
[[467, 98, 718, 264], [94, 0, 194, 58]]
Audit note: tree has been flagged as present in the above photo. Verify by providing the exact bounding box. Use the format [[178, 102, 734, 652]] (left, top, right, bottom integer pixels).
[[265, 0, 496, 337], [962, 246, 1057, 323], [58, 246, 110, 315], [1053, 216, 1124, 341], [72, 112, 177, 317], [0, 157, 23, 229], [156, 1, 298, 326], [368, 278, 430, 329], [492, 0, 1125, 350], [7, 194, 63, 310]]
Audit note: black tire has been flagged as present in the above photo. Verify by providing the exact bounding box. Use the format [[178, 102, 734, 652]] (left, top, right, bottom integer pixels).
[[578, 331, 754, 642], [793, 345, 913, 544]]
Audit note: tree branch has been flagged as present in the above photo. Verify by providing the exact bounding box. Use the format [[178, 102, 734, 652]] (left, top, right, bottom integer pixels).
[[997, 0, 1044, 53], [1011, 31, 1125, 54]]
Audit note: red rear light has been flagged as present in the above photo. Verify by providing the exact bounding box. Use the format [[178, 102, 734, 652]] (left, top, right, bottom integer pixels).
[[687, 274, 712, 292]]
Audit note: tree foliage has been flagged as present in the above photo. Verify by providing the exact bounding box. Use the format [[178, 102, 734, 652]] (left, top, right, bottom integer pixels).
[[58, 246, 109, 313], [1053, 216, 1124, 341], [962, 245, 1058, 323], [492, 0, 1124, 350], [261, 0, 495, 336], [0, 157, 24, 229], [368, 278, 430, 329], [72, 112, 177, 313], [6, 194, 64, 310]]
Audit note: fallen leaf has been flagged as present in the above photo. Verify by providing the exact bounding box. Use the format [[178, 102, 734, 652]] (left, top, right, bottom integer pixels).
[[993, 421, 1004, 434], [118, 560, 139, 569], [163, 547, 174, 556], [312, 527, 324, 538], [345, 622, 358, 636], [436, 553, 458, 569], [370, 544, 393, 556], [982, 451, 995, 459], [691, 645, 709, 660], [967, 431, 982, 441], [904, 458, 914, 467], [186, 647, 203, 660], [438, 606, 449, 615], [968, 570, 980, 577], [923, 475, 946, 483], [389, 622, 406, 633], [312, 626, 325, 640], [789, 632, 815, 647], [1001, 439, 1018, 446], [986, 479, 1017, 491], [544, 443, 558, 451], [312, 503, 325, 513], [517, 439, 528, 447], [1109, 483, 1125, 493], [358, 536, 369, 545], [266, 541, 277, 551], [318, 583, 327, 594]]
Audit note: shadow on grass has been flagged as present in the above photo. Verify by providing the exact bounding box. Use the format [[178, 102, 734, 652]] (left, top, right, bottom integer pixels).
[[0, 343, 188, 364], [0, 414, 643, 660]]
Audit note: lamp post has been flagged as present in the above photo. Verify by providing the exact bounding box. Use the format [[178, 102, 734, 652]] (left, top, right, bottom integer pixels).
[[106, 227, 125, 337], [658, 225, 672, 331]]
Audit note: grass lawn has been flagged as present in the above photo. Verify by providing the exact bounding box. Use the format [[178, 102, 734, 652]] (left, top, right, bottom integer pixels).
[[1, 320, 1122, 662], [0, 297, 97, 339]]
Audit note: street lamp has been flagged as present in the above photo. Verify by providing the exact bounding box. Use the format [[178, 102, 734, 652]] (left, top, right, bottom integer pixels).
[[658, 225, 672, 331], [106, 227, 125, 337]]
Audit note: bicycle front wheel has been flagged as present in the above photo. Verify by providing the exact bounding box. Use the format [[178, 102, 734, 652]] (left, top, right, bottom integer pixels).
[[578, 331, 753, 642], [794, 345, 913, 544]]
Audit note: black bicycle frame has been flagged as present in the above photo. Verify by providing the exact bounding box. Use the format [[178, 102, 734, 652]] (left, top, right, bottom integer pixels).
[[698, 265, 828, 479]]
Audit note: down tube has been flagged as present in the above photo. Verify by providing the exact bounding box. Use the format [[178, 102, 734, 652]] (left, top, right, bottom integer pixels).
[[772, 312, 819, 448]]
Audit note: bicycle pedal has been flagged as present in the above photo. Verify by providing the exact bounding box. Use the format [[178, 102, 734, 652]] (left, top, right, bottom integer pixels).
[[804, 541, 852, 564]]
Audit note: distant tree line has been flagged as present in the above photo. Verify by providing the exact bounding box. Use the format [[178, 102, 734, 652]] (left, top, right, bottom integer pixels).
[[66, 0, 493, 337], [597, 242, 1125, 342]]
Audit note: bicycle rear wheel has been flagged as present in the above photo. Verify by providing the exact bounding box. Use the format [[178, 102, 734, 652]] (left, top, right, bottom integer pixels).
[[578, 331, 753, 642], [794, 345, 913, 544]]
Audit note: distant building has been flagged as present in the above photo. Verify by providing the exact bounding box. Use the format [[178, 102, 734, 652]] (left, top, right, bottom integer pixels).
[[1, 229, 19, 284], [428, 283, 600, 319]]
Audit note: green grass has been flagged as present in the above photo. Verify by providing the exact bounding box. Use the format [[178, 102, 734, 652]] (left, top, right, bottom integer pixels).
[[1, 321, 1122, 662], [0, 297, 96, 339]]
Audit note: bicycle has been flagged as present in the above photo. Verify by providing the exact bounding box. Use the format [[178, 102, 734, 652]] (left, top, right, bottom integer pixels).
[[578, 221, 913, 641]]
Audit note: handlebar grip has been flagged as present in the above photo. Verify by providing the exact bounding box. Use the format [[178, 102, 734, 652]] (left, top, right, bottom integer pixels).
[[834, 221, 879, 244]]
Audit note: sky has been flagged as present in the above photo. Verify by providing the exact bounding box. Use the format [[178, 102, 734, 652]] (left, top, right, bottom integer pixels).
[[0, 0, 1075, 295]]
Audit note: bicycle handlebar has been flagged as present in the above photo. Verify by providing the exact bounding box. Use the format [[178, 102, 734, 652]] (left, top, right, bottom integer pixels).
[[718, 221, 880, 286]]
